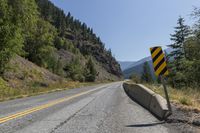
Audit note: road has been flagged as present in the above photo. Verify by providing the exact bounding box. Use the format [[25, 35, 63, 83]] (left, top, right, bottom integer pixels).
[[0, 82, 176, 133]]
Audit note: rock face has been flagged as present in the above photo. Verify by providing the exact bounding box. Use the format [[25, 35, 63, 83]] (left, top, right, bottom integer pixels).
[[77, 41, 122, 78]]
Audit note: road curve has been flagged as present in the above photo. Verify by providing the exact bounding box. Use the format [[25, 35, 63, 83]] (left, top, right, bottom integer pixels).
[[0, 82, 176, 133]]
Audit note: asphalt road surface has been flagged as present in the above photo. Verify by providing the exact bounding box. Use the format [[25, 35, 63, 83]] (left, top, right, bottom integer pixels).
[[0, 82, 177, 133]]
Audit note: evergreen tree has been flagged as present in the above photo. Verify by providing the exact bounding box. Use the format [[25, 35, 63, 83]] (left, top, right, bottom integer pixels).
[[167, 17, 190, 88], [64, 57, 84, 82], [84, 58, 97, 82], [168, 17, 190, 70], [54, 57, 64, 76], [8, 0, 39, 45], [141, 62, 153, 83], [0, 0, 23, 74], [25, 18, 57, 67]]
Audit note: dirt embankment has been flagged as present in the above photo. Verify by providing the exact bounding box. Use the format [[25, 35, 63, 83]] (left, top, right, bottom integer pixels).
[[3, 55, 62, 89]]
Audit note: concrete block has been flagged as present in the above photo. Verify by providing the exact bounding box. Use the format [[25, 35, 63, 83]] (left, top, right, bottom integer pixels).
[[150, 94, 168, 119], [123, 82, 170, 120]]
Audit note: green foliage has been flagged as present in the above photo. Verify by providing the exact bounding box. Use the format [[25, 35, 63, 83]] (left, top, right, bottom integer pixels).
[[25, 18, 57, 68], [64, 57, 84, 82], [167, 10, 200, 89], [84, 58, 97, 82], [54, 58, 64, 76], [35, 0, 122, 77], [8, 0, 39, 34], [0, 0, 23, 74], [0, 0, 122, 83], [168, 17, 190, 70], [54, 37, 65, 50], [141, 62, 153, 83], [167, 17, 190, 88], [0, 77, 20, 99], [179, 97, 192, 106], [63, 57, 97, 82]]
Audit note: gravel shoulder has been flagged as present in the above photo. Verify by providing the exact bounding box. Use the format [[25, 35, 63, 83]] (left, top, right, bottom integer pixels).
[[164, 104, 200, 133]]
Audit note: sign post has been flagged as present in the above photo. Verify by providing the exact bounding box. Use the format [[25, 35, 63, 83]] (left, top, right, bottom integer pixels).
[[160, 76, 172, 116], [150, 46, 172, 117]]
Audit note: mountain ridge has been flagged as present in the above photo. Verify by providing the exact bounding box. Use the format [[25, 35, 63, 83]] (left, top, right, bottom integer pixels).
[[119, 61, 135, 71], [122, 48, 172, 79]]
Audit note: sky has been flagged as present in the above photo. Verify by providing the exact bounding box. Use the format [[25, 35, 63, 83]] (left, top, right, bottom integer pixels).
[[50, 0, 200, 61]]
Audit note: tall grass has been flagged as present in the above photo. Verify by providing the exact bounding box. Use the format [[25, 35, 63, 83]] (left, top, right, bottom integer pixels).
[[145, 83, 200, 110], [0, 79, 96, 102]]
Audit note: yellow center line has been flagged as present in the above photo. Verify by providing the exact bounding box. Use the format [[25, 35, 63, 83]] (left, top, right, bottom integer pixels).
[[0, 85, 106, 124]]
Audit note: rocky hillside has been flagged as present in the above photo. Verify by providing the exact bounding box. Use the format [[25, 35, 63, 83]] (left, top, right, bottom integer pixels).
[[0, 0, 122, 86], [34, 0, 122, 81], [0, 0, 123, 102], [3, 56, 62, 89]]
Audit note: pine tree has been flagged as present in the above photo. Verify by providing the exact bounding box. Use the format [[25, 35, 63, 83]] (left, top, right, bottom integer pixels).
[[168, 17, 190, 70], [64, 57, 84, 81], [167, 17, 190, 88], [84, 58, 97, 82], [141, 62, 153, 83], [8, 0, 39, 39], [55, 58, 63, 76]]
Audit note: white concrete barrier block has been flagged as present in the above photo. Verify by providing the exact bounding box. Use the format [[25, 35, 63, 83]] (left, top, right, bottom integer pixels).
[[123, 82, 170, 120]]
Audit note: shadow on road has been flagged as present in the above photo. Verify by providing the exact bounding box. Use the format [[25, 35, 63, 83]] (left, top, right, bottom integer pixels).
[[125, 121, 165, 127]]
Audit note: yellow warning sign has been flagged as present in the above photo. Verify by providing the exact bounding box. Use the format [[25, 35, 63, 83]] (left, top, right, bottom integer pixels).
[[150, 46, 169, 76]]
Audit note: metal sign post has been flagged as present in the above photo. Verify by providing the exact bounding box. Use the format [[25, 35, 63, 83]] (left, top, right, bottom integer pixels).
[[150, 46, 172, 117], [160, 76, 172, 117]]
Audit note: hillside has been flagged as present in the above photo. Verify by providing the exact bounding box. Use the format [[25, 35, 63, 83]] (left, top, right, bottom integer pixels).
[[0, 0, 122, 86], [118, 61, 135, 71], [4, 56, 62, 89], [0, 0, 123, 101], [35, 0, 122, 80]]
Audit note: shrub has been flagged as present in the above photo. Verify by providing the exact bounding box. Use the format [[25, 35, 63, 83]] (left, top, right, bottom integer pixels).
[[179, 97, 192, 105]]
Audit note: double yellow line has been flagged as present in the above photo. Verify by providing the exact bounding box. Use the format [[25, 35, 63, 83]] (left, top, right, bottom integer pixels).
[[0, 86, 105, 124]]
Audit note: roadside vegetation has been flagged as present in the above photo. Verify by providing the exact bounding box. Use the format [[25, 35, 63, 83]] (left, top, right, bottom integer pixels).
[[0, 0, 122, 101], [130, 7, 200, 111], [0, 78, 99, 102], [145, 84, 200, 111]]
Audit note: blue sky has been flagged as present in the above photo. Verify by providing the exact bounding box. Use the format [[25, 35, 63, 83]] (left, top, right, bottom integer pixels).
[[50, 0, 200, 61]]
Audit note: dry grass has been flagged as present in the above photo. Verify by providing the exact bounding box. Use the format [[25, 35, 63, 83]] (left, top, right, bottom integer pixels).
[[145, 84, 200, 111], [0, 79, 99, 102], [0, 56, 107, 102]]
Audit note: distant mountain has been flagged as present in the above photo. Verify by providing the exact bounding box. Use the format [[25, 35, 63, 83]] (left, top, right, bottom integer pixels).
[[123, 48, 172, 79], [129, 56, 152, 68], [119, 61, 135, 71], [123, 57, 154, 79]]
